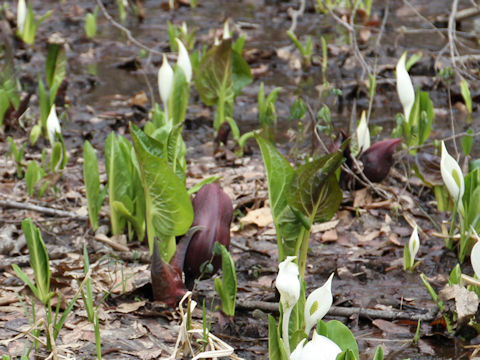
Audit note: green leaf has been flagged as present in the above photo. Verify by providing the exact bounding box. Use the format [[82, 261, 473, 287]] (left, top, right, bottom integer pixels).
[[112, 201, 145, 242], [168, 66, 189, 126], [194, 39, 234, 107], [405, 52, 422, 71], [213, 242, 237, 316], [25, 161, 44, 196], [256, 135, 301, 259], [85, 6, 98, 39], [460, 79, 472, 114], [336, 349, 358, 360], [461, 128, 474, 156], [21, 219, 52, 304], [82, 245, 94, 323], [166, 122, 187, 183], [448, 264, 462, 286], [0, 89, 10, 127], [286, 150, 344, 225], [130, 124, 193, 258], [38, 76, 50, 131], [268, 315, 289, 360], [83, 141, 101, 231], [325, 320, 359, 359], [231, 48, 252, 97], [30, 124, 41, 145], [46, 43, 66, 90], [105, 132, 131, 235], [372, 346, 384, 360], [12, 263, 40, 300], [188, 176, 221, 195]]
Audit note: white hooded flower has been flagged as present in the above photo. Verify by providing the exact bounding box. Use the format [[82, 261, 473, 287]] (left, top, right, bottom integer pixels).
[[396, 52, 415, 121], [304, 273, 334, 336], [471, 240, 480, 279], [276, 256, 300, 355], [408, 225, 420, 268], [223, 20, 231, 40], [176, 38, 192, 83], [46, 104, 61, 145], [356, 111, 370, 153], [290, 332, 342, 360], [440, 141, 464, 211], [276, 256, 300, 309], [17, 0, 27, 34], [158, 54, 173, 119]]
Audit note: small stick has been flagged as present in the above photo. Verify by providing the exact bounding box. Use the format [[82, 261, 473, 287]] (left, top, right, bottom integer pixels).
[[0, 199, 87, 220], [236, 300, 438, 322]]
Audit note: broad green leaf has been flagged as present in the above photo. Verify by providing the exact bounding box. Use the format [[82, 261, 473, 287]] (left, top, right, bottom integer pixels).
[[256, 135, 301, 259], [231, 49, 252, 97], [130, 125, 193, 258], [268, 315, 289, 360], [21, 218, 52, 304], [194, 39, 234, 107], [325, 320, 359, 359], [213, 242, 237, 316], [286, 150, 344, 225], [105, 132, 131, 235], [83, 141, 100, 231], [166, 122, 187, 183], [168, 66, 189, 126]]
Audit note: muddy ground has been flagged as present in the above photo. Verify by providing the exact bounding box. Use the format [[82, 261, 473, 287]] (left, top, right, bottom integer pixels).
[[1, 0, 480, 359]]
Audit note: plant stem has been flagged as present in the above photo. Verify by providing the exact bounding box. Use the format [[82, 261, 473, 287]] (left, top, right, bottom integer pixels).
[[216, 97, 225, 132], [297, 226, 311, 279], [282, 305, 293, 356]]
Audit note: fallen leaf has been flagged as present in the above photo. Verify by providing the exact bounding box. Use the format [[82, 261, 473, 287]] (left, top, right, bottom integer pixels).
[[240, 207, 273, 227], [372, 319, 411, 335], [439, 284, 479, 322], [115, 300, 147, 314]]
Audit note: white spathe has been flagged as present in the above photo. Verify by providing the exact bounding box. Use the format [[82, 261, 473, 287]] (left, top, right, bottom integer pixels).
[[440, 141, 464, 211], [304, 273, 334, 336], [290, 332, 342, 360], [356, 111, 370, 153], [17, 0, 27, 33], [408, 225, 420, 268], [276, 256, 300, 355], [396, 52, 415, 121], [46, 105, 61, 145], [158, 54, 173, 119], [276, 256, 300, 309], [176, 38, 192, 83], [471, 240, 480, 279]]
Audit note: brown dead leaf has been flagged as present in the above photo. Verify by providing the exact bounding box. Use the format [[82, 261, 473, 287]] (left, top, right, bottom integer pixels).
[[311, 219, 339, 233], [240, 207, 273, 227], [128, 91, 148, 107], [321, 229, 338, 242], [115, 300, 147, 314], [372, 319, 411, 335], [439, 284, 479, 322]]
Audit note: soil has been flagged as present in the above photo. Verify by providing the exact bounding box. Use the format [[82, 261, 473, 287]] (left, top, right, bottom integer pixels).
[[1, 0, 480, 359]]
